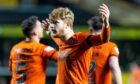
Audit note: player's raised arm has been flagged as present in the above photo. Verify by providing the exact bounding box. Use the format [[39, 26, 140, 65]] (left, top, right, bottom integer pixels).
[[42, 46, 58, 62], [58, 49, 71, 61], [99, 3, 110, 42], [109, 44, 122, 84], [42, 19, 50, 31], [87, 4, 110, 46], [99, 3, 110, 29]]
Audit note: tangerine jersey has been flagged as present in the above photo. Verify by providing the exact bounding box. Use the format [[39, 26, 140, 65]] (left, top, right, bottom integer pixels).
[[88, 42, 119, 84], [9, 41, 58, 84], [53, 26, 110, 84]]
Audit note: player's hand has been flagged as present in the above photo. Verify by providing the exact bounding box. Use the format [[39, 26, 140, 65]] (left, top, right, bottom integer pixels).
[[47, 24, 55, 36], [99, 3, 110, 28], [42, 19, 50, 31], [58, 49, 71, 61]]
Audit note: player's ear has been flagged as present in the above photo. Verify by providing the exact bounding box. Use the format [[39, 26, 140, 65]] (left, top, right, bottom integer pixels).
[[89, 28, 94, 34], [31, 32, 37, 36]]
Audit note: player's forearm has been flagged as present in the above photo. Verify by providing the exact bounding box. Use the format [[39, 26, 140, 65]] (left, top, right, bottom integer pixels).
[[104, 18, 109, 29], [109, 56, 122, 84], [112, 66, 122, 84], [113, 70, 122, 84], [58, 55, 67, 61], [101, 23, 110, 43], [51, 51, 58, 62], [58, 49, 71, 61], [99, 3, 110, 42]]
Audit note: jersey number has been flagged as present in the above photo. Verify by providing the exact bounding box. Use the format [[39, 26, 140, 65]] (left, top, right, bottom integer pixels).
[[16, 62, 26, 83], [88, 61, 96, 83], [88, 61, 96, 75]]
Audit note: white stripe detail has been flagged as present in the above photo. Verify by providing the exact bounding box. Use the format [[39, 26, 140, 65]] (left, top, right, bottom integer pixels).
[[114, 47, 119, 54], [44, 46, 54, 52]]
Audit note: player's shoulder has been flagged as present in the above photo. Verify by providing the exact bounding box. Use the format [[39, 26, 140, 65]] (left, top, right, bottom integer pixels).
[[75, 32, 90, 40], [107, 41, 118, 47], [75, 32, 89, 36], [21, 41, 47, 49], [10, 41, 24, 54], [11, 41, 23, 49], [34, 42, 47, 48], [35, 42, 55, 51], [102, 42, 118, 50], [74, 32, 82, 37], [108, 41, 119, 53]]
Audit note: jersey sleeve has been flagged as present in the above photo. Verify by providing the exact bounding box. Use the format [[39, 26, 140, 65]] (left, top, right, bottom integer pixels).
[[110, 43, 119, 57], [77, 32, 91, 46], [9, 52, 12, 71], [77, 32, 90, 40], [101, 24, 110, 42], [86, 24, 110, 46], [42, 45, 58, 62], [65, 32, 92, 60], [9, 46, 16, 71]]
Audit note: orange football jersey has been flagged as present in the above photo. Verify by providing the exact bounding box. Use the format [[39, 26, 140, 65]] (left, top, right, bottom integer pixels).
[[131, 67, 140, 84], [88, 42, 119, 84], [53, 25, 110, 84], [9, 41, 58, 84]]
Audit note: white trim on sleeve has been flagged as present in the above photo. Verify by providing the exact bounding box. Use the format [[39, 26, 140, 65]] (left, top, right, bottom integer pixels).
[[44, 46, 54, 52]]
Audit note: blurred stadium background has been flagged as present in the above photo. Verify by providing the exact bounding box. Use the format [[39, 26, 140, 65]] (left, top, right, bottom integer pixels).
[[0, 0, 140, 84]]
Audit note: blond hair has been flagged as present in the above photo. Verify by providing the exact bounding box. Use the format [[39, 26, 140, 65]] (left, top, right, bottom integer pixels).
[[49, 7, 74, 27]]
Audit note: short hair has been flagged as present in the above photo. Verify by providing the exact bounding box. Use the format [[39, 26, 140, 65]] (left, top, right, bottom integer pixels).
[[21, 16, 38, 37], [87, 16, 103, 31], [49, 7, 74, 27]]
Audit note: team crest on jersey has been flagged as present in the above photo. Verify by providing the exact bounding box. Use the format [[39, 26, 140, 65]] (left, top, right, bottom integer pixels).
[[68, 38, 77, 45]]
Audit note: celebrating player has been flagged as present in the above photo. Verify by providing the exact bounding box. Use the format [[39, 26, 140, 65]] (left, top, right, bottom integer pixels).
[[9, 16, 58, 84], [42, 4, 110, 84], [87, 16, 122, 84]]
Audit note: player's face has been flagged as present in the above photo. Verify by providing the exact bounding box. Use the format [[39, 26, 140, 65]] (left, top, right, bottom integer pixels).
[[50, 19, 67, 37], [34, 20, 44, 38]]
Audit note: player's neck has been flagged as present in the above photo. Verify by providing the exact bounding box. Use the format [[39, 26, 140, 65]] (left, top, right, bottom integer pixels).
[[60, 28, 74, 41], [25, 36, 40, 43], [92, 30, 101, 35]]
